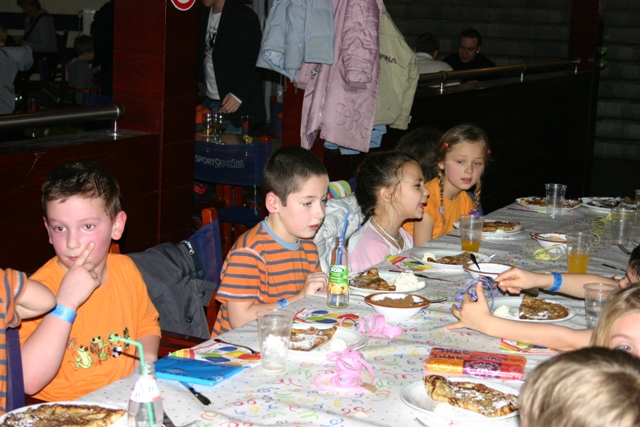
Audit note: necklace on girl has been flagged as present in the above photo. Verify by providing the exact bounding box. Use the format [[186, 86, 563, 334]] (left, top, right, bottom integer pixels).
[[372, 217, 403, 249]]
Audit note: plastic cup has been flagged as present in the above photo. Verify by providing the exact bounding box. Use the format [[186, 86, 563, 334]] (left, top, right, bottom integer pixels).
[[566, 231, 592, 273], [610, 206, 635, 245], [257, 308, 294, 374], [459, 214, 484, 252], [545, 183, 567, 218], [583, 283, 617, 328], [202, 112, 213, 136]]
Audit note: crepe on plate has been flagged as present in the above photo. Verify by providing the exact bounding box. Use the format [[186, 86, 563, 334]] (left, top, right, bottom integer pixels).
[[424, 375, 518, 418], [289, 325, 338, 351], [519, 197, 581, 208], [349, 268, 395, 291], [3, 403, 126, 427], [518, 294, 569, 320], [482, 221, 520, 233], [425, 252, 471, 265]]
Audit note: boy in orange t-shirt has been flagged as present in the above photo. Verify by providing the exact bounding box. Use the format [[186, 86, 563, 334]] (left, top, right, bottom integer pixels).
[[19, 160, 160, 402]]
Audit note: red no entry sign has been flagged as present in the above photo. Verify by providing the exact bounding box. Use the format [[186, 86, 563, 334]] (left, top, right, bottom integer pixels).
[[171, 0, 196, 11]]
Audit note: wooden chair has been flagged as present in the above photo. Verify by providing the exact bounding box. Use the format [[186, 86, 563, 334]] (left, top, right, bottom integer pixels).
[[52, 30, 69, 85]]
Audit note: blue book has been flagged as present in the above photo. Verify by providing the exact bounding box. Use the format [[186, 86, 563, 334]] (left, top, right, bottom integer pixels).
[[154, 356, 246, 386]]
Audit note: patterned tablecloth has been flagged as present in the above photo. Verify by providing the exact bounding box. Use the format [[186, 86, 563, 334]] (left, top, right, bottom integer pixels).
[[81, 202, 632, 427]]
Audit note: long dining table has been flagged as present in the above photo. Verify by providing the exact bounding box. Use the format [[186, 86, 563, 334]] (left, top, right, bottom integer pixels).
[[80, 200, 633, 427]]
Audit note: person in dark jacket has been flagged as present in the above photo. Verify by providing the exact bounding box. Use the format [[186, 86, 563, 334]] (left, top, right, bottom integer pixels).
[[90, 0, 114, 96], [197, 0, 266, 134], [443, 28, 495, 71]]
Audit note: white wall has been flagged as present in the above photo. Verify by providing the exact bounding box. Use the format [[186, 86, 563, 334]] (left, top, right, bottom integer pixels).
[[1, 0, 110, 45], [0, 0, 108, 15]]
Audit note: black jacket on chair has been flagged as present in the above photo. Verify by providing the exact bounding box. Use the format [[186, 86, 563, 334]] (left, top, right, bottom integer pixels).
[[197, 1, 266, 128]]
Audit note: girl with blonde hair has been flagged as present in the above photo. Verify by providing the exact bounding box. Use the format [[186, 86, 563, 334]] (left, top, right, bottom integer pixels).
[[590, 283, 640, 358], [413, 123, 490, 245]]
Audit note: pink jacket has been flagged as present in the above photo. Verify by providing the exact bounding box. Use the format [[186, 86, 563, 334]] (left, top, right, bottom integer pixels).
[[296, 0, 382, 152]]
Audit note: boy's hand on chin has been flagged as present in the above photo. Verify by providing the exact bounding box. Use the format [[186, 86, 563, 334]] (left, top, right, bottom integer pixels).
[[57, 242, 101, 310]]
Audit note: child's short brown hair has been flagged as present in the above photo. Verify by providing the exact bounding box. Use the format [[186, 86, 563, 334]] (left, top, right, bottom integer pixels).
[[519, 347, 640, 427], [73, 34, 94, 56], [42, 160, 122, 220], [261, 146, 327, 206]]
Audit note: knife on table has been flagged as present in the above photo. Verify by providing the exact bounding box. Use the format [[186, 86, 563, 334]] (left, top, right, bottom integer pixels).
[[162, 411, 177, 427], [180, 381, 211, 406]]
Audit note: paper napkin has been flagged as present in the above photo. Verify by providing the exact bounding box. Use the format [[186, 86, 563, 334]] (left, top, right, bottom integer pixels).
[[155, 356, 246, 386]]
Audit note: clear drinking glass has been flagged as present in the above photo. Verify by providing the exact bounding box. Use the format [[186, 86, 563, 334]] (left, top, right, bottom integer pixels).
[[211, 111, 228, 144]]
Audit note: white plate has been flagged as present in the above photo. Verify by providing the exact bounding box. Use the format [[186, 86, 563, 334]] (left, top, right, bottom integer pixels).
[[400, 379, 519, 422], [349, 271, 426, 296], [289, 325, 368, 356], [453, 219, 526, 239], [515, 197, 582, 212], [491, 295, 575, 323], [410, 249, 489, 272], [0, 401, 128, 426], [581, 197, 636, 214]]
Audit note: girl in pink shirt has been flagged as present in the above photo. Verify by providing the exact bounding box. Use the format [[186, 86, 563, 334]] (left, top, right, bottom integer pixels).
[[348, 152, 429, 273]]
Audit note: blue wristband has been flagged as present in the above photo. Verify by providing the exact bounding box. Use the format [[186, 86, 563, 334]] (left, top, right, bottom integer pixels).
[[50, 304, 76, 323], [277, 298, 289, 308], [549, 273, 563, 293]]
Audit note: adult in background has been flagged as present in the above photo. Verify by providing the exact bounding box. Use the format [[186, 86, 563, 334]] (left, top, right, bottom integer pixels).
[[197, 0, 266, 134], [415, 32, 452, 75], [0, 23, 33, 115], [443, 28, 495, 71], [15, 0, 57, 53], [90, 0, 114, 96]]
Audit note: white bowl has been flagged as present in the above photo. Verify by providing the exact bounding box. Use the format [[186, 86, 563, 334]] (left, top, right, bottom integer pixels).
[[364, 293, 430, 319], [462, 262, 512, 280], [531, 232, 567, 249]]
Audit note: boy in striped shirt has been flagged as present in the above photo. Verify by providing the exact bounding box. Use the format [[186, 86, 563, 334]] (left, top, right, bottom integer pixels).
[[1, 269, 55, 414], [212, 147, 329, 336]]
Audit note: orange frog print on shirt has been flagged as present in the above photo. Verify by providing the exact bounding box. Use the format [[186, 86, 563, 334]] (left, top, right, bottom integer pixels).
[[69, 326, 132, 369]]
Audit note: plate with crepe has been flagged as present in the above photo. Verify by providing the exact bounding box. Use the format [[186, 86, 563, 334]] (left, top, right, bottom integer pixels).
[[453, 219, 527, 239], [401, 377, 519, 421], [410, 249, 490, 272], [515, 197, 582, 212], [581, 196, 636, 214], [0, 401, 127, 427], [349, 269, 426, 296], [288, 323, 367, 356], [491, 295, 575, 323]]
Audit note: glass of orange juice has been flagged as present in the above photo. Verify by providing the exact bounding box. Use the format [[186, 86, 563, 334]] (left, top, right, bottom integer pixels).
[[460, 214, 484, 252], [566, 231, 592, 273]]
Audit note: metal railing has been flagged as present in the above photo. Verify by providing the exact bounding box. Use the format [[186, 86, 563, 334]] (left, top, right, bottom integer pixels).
[[419, 58, 581, 93], [0, 103, 125, 132]]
